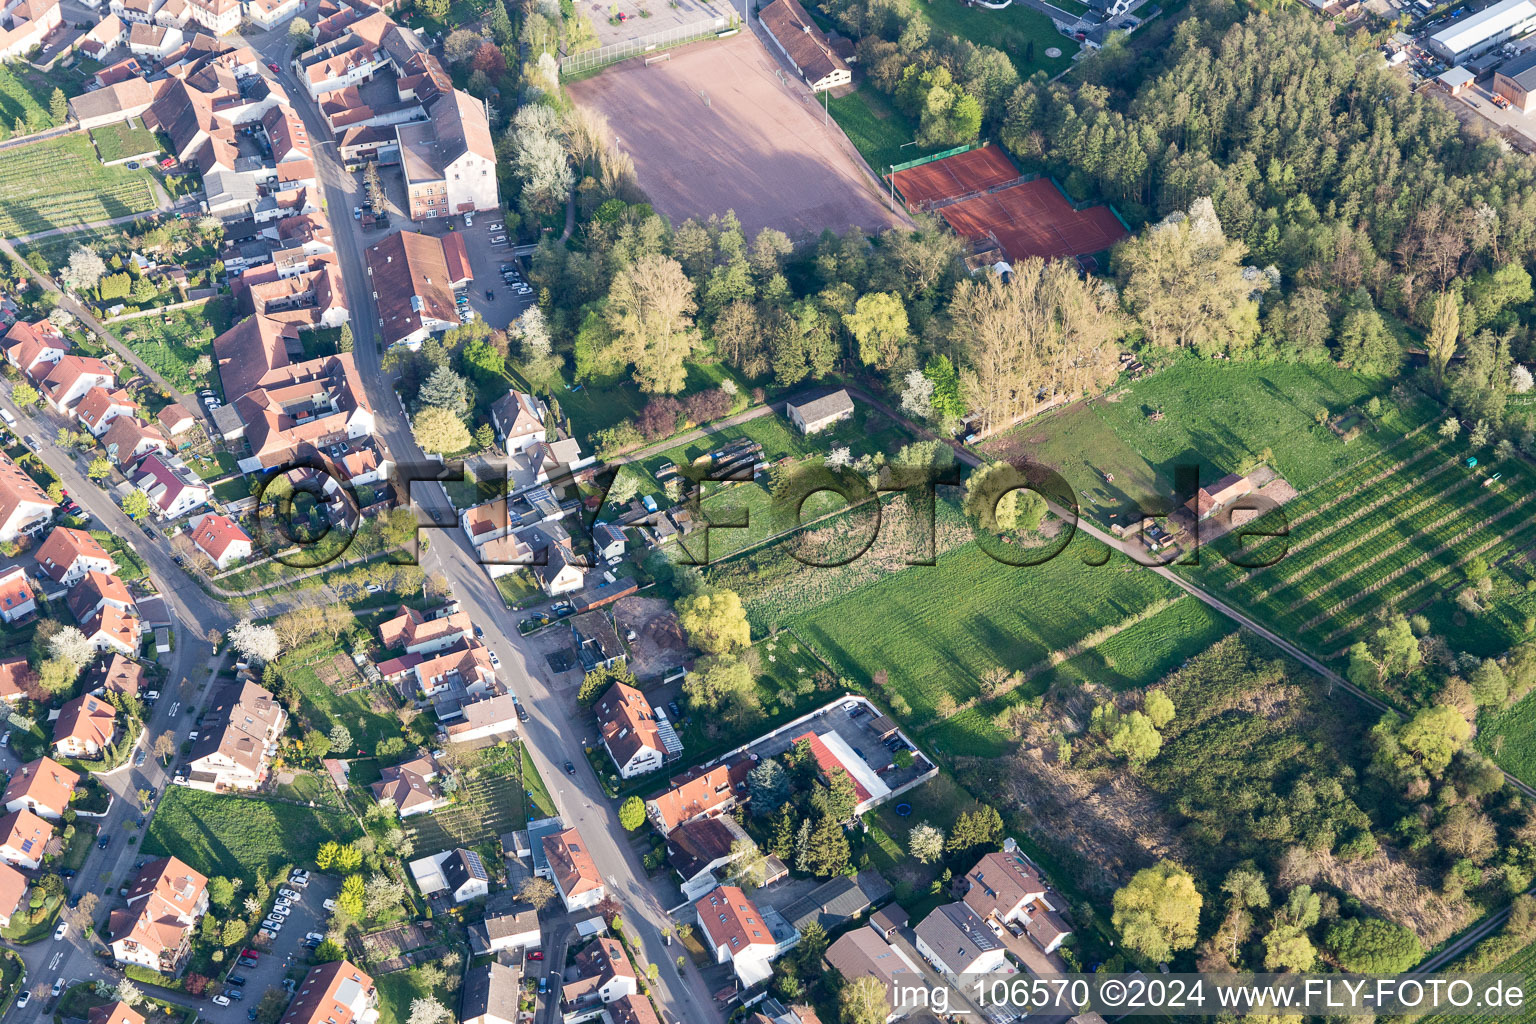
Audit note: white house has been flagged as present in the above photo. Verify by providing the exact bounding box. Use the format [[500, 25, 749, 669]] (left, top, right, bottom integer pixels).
[[0, 454, 57, 542], [0, 808, 52, 870], [188, 512, 253, 570], [913, 902, 1012, 980], [132, 453, 211, 520], [595, 680, 665, 780], [539, 827, 604, 912], [0, 566, 35, 624], [408, 848, 489, 904], [695, 885, 797, 987]]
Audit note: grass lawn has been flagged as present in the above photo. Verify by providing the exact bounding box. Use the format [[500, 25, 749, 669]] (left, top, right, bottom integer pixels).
[[912, 0, 1078, 78], [89, 119, 161, 164], [826, 87, 935, 173], [59, 821, 100, 872], [375, 966, 456, 1024], [677, 639, 829, 761], [1477, 694, 1536, 790], [0, 134, 158, 238], [142, 786, 362, 881], [112, 298, 233, 393], [279, 638, 406, 752], [0, 65, 57, 141], [790, 533, 1197, 725]]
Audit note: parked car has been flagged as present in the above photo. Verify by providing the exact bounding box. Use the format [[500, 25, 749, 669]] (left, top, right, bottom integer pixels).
[[262, 918, 283, 932], [267, 61, 279, 71], [240, 949, 260, 962], [54, 921, 68, 941], [134, 749, 146, 767], [305, 932, 325, 943], [515, 702, 529, 723], [322, 899, 336, 911], [564, 761, 576, 775], [274, 898, 292, 909], [52, 979, 64, 996], [473, 625, 484, 639], [486, 289, 494, 300], [98, 835, 110, 849], [488, 651, 500, 668], [227, 975, 248, 986], [537, 978, 547, 995], [528, 950, 544, 961], [213, 996, 231, 1007], [271, 905, 291, 918], [278, 888, 301, 901], [16, 990, 29, 1008]]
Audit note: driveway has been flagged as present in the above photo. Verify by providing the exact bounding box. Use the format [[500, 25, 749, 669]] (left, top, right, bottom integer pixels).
[[208, 874, 339, 1023], [405, 215, 532, 330]]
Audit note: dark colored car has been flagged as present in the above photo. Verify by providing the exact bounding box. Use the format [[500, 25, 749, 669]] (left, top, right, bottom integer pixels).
[[537, 977, 547, 995], [474, 625, 484, 638], [515, 703, 529, 723], [564, 761, 576, 775], [227, 976, 248, 986], [67, 893, 81, 907], [98, 835, 110, 849]]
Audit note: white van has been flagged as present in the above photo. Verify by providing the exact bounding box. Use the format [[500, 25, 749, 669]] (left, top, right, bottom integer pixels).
[[1, 409, 16, 428]]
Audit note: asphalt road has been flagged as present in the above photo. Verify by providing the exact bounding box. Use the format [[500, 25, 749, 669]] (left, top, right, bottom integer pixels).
[[242, 25, 725, 1022]]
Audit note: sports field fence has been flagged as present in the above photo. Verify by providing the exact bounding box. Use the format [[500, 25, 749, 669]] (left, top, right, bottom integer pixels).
[[560, 16, 736, 76]]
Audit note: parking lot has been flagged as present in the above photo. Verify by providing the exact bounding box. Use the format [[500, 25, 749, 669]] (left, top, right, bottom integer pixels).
[[206, 872, 339, 1022]]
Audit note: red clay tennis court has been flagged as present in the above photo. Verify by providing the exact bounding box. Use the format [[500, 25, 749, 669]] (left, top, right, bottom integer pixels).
[[890, 144, 1020, 208], [890, 143, 1129, 261], [939, 178, 1128, 262]]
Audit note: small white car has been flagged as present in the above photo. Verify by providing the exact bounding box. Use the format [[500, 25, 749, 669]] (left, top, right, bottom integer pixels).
[[489, 651, 500, 668], [274, 898, 292, 909], [271, 905, 291, 918], [322, 899, 336, 911], [16, 990, 29, 1008], [305, 932, 325, 943], [212, 996, 231, 1007], [54, 921, 68, 941], [263, 919, 283, 932], [278, 888, 302, 901]]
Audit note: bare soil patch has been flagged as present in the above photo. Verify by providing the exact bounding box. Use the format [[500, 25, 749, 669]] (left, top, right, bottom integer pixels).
[[566, 32, 904, 241], [613, 596, 686, 683]]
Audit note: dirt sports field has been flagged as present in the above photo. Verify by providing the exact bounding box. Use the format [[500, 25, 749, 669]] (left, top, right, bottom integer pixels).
[[567, 32, 905, 239]]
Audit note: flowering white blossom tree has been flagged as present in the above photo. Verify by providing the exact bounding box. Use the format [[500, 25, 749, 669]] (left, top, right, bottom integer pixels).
[[900, 369, 935, 419], [1512, 364, 1534, 395], [825, 447, 853, 470], [227, 619, 282, 664], [48, 626, 94, 669]]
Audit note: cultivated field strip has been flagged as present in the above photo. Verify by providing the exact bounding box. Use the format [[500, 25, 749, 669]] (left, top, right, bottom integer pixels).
[[1241, 457, 1456, 601], [1249, 465, 1470, 601], [1324, 511, 1536, 645], [1307, 487, 1536, 635], [1280, 476, 1498, 614]]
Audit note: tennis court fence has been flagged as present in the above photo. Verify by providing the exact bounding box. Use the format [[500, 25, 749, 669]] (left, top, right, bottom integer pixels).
[[560, 16, 735, 76]]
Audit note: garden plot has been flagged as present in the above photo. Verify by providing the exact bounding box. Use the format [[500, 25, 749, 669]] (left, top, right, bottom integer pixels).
[[0, 133, 158, 237]]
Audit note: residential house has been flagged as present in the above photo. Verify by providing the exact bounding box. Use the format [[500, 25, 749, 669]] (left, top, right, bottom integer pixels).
[[0, 862, 27, 928], [443, 693, 520, 743], [595, 680, 665, 780], [824, 929, 923, 1022], [188, 512, 253, 569], [246, 0, 302, 29], [562, 936, 636, 1013], [466, 896, 539, 955], [378, 605, 473, 654], [78, 11, 128, 55], [2, 755, 80, 819], [395, 89, 498, 219], [410, 641, 495, 699], [0, 453, 57, 542], [92, 652, 145, 698], [157, 404, 196, 437], [369, 752, 447, 817], [489, 390, 547, 453], [53, 694, 118, 758], [407, 847, 488, 903], [2, 319, 68, 377], [962, 840, 1071, 953], [757, 0, 851, 91], [107, 857, 210, 972], [102, 416, 170, 468], [34, 527, 117, 585], [535, 548, 584, 597], [460, 962, 519, 1024], [131, 453, 211, 519], [667, 816, 754, 901], [912, 902, 1010, 980], [365, 230, 472, 348], [696, 885, 798, 987], [646, 758, 752, 836], [74, 386, 138, 437], [0, 566, 35, 623], [572, 612, 625, 674], [607, 995, 662, 1024], [594, 523, 626, 562], [0, 807, 53, 869], [278, 961, 378, 1024], [0, 0, 62, 61], [88, 1004, 147, 1024], [0, 658, 37, 702], [66, 571, 135, 623], [185, 681, 286, 791], [540, 827, 604, 912], [81, 604, 142, 657], [36, 355, 116, 417]]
